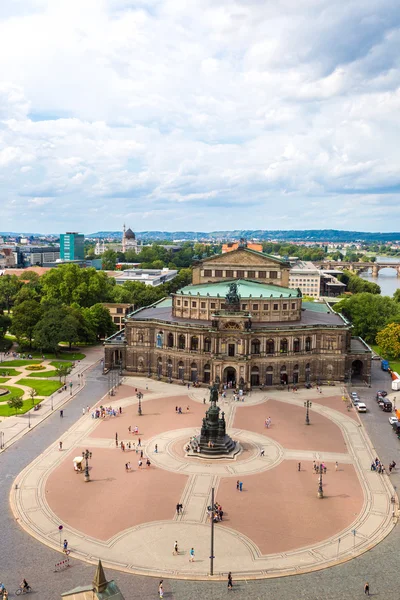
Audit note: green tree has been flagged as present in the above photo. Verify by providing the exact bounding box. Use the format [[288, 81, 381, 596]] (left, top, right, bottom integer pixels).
[[83, 303, 116, 340], [59, 314, 80, 349], [28, 387, 37, 407], [334, 293, 400, 343], [10, 299, 42, 348], [394, 289, 400, 303], [376, 322, 400, 359], [101, 249, 118, 270], [0, 274, 22, 312], [33, 307, 68, 354], [41, 264, 115, 307], [7, 395, 23, 415], [0, 313, 12, 346]]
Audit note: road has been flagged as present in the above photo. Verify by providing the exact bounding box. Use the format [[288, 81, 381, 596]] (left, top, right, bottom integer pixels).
[[1, 362, 400, 599]]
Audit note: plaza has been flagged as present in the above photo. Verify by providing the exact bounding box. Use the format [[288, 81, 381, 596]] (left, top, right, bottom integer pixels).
[[11, 377, 395, 580]]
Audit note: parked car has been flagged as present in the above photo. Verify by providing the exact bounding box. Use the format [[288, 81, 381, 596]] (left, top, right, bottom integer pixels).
[[392, 421, 400, 434], [356, 403, 367, 413], [389, 416, 398, 425], [377, 390, 388, 397], [381, 400, 393, 412], [372, 355, 381, 360], [351, 392, 359, 399]]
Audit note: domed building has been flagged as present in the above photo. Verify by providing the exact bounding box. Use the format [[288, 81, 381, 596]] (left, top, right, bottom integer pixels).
[[105, 246, 371, 387], [121, 224, 138, 253]]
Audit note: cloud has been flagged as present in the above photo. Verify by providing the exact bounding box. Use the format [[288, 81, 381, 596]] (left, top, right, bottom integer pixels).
[[0, 0, 399, 233]]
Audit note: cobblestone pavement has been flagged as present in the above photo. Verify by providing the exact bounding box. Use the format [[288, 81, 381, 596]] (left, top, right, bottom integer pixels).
[[1, 362, 400, 599]]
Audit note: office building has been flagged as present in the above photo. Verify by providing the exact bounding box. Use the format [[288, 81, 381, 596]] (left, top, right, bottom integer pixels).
[[60, 233, 84, 261]]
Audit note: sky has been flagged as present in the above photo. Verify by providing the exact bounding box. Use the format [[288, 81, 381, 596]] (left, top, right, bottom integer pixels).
[[0, 0, 400, 234]]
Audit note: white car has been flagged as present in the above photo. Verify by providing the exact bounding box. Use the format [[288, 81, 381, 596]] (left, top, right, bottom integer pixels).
[[356, 403, 367, 413], [389, 416, 398, 425]]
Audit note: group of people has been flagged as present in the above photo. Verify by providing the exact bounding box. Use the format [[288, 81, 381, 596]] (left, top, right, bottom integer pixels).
[[128, 425, 140, 435], [125, 458, 151, 471], [207, 502, 223, 522], [264, 417, 272, 428], [91, 405, 121, 419], [370, 457, 396, 474], [119, 440, 142, 451], [175, 406, 189, 414], [313, 462, 327, 474]]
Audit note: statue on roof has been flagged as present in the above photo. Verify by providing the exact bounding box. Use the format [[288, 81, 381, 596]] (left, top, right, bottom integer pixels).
[[225, 282, 241, 306]]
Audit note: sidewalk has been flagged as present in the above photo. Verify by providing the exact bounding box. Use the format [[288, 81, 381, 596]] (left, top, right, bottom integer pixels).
[[0, 346, 104, 451]]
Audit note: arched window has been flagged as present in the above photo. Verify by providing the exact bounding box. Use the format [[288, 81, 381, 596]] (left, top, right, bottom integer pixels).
[[156, 331, 163, 348], [280, 364, 288, 384], [138, 333, 144, 343], [204, 337, 211, 352], [178, 334, 185, 350], [178, 361, 184, 381], [266, 339, 275, 354], [305, 336, 312, 352], [293, 338, 300, 353], [167, 333, 174, 348], [251, 339, 261, 354], [280, 338, 288, 353], [190, 336, 199, 351], [203, 363, 211, 384], [190, 362, 198, 382]]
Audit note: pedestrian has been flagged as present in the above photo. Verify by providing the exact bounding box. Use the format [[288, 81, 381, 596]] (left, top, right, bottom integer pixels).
[[138, 459, 142, 469], [239, 481, 243, 492], [364, 582, 369, 595], [179, 503, 183, 513], [175, 406, 178, 413], [128, 426, 131, 433], [189, 547, 195, 562], [82, 408, 85, 415], [260, 449, 265, 457], [173, 540, 179, 555], [298, 462, 301, 472], [227, 571, 233, 590], [116, 432, 118, 442], [63, 539, 68, 552], [155, 444, 158, 453], [60, 410, 63, 418], [87, 406, 90, 413], [146, 383, 148, 390], [176, 503, 181, 515], [125, 462, 129, 472], [187, 383, 190, 389], [236, 480, 240, 491], [335, 461, 338, 471], [119, 406, 122, 414], [146, 458, 151, 467], [203, 397, 206, 404], [158, 580, 163, 599], [140, 450, 143, 458], [59, 441, 63, 451]]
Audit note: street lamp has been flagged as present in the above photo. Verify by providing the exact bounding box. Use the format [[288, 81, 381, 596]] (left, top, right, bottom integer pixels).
[[28, 410, 31, 429], [82, 449, 92, 482], [138, 392, 142, 416], [304, 400, 312, 425], [317, 470, 324, 498]]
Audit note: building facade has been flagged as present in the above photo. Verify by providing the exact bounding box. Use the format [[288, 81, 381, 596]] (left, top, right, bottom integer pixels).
[[60, 233, 84, 261], [105, 247, 371, 386]]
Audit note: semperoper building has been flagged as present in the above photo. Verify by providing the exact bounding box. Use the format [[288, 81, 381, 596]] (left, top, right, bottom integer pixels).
[[104, 245, 371, 387]]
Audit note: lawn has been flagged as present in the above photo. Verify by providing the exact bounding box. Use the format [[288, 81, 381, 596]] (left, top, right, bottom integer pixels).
[[25, 370, 60, 378], [0, 368, 21, 376], [2, 360, 44, 367], [49, 361, 73, 369], [0, 385, 24, 398], [0, 397, 43, 417], [18, 379, 62, 396], [0, 377, 10, 383]]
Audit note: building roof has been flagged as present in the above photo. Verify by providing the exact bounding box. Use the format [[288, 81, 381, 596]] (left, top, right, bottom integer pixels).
[[195, 246, 290, 267], [125, 228, 135, 240], [177, 279, 299, 299]]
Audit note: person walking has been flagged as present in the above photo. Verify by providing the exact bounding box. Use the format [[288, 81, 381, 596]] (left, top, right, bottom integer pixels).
[[239, 481, 243, 492], [189, 547, 195, 562], [260, 449, 265, 457], [173, 541, 179, 555], [364, 582, 370, 595], [158, 580, 163, 598], [227, 572, 233, 590], [59, 410, 63, 418], [176, 503, 181, 515], [82, 408, 85, 415], [155, 444, 158, 453], [59, 441, 63, 451], [335, 461, 338, 471], [236, 480, 240, 491], [298, 462, 301, 472], [63, 539, 68, 552]]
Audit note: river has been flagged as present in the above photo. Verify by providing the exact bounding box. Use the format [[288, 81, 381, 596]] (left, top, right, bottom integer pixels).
[[359, 256, 400, 297]]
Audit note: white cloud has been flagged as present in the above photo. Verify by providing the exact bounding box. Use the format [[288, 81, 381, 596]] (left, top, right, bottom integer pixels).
[[0, 0, 399, 233]]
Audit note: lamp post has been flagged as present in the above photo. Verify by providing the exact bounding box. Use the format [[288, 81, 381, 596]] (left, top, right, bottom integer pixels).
[[210, 486, 215, 576], [304, 400, 312, 425], [0, 431, 4, 449], [28, 410, 31, 429], [138, 392, 142, 416], [317, 469, 324, 498], [82, 449, 92, 482]]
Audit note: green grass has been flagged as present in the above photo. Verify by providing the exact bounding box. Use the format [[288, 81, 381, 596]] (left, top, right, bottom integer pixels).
[[49, 361, 73, 369], [0, 377, 10, 383], [18, 379, 62, 396], [0, 368, 21, 376], [0, 385, 24, 398], [2, 360, 44, 367], [25, 370, 60, 378], [0, 397, 43, 417]]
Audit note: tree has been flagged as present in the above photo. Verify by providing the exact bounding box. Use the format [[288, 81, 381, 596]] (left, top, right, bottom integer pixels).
[[40, 264, 115, 307], [55, 363, 72, 383], [333, 293, 400, 343], [33, 307, 68, 354], [0, 313, 12, 347], [28, 387, 37, 407], [0, 274, 22, 312], [101, 249, 118, 270], [394, 289, 400, 303], [59, 314, 80, 349], [376, 323, 400, 359], [10, 299, 42, 348], [7, 395, 23, 415], [83, 303, 116, 340]]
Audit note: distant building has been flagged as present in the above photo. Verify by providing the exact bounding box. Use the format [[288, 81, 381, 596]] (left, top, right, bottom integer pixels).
[[289, 261, 321, 298], [114, 268, 178, 287], [94, 239, 106, 255], [222, 241, 263, 253], [0, 248, 16, 268], [102, 303, 134, 327], [21, 245, 60, 266], [121, 224, 139, 254], [60, 232, 84, 261]]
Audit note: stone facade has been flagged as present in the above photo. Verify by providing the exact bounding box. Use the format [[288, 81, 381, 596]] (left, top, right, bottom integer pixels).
[[105, 248, 371, 386]]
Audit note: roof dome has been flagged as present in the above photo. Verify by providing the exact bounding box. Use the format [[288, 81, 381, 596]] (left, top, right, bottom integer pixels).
[[125, 228, 135, 240]]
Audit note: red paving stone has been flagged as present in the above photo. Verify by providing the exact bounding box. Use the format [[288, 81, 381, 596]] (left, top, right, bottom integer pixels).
[[46, 448, 188, 541], [234, 400, 348, 453], [89, 395, 206, 441], [217, 460, 363, 554], [92, 384, 144, 406]]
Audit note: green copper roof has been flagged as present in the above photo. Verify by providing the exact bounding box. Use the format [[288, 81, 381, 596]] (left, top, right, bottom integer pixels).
[[178, 279, 299, 299]]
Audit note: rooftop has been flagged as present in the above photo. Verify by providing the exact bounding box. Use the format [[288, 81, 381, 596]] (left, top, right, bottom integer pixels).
[[177, 279, 300, 299]]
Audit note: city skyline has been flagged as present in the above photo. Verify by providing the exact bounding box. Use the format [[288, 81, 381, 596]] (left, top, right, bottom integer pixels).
[[1, 0, 400, 233]]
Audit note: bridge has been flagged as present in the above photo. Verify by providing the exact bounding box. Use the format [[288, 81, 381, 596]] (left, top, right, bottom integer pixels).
[[316, 261, 400, 276]]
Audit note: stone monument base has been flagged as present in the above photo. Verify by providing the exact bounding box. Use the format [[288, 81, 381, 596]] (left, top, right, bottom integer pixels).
[[186, 441, 242, 460]]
